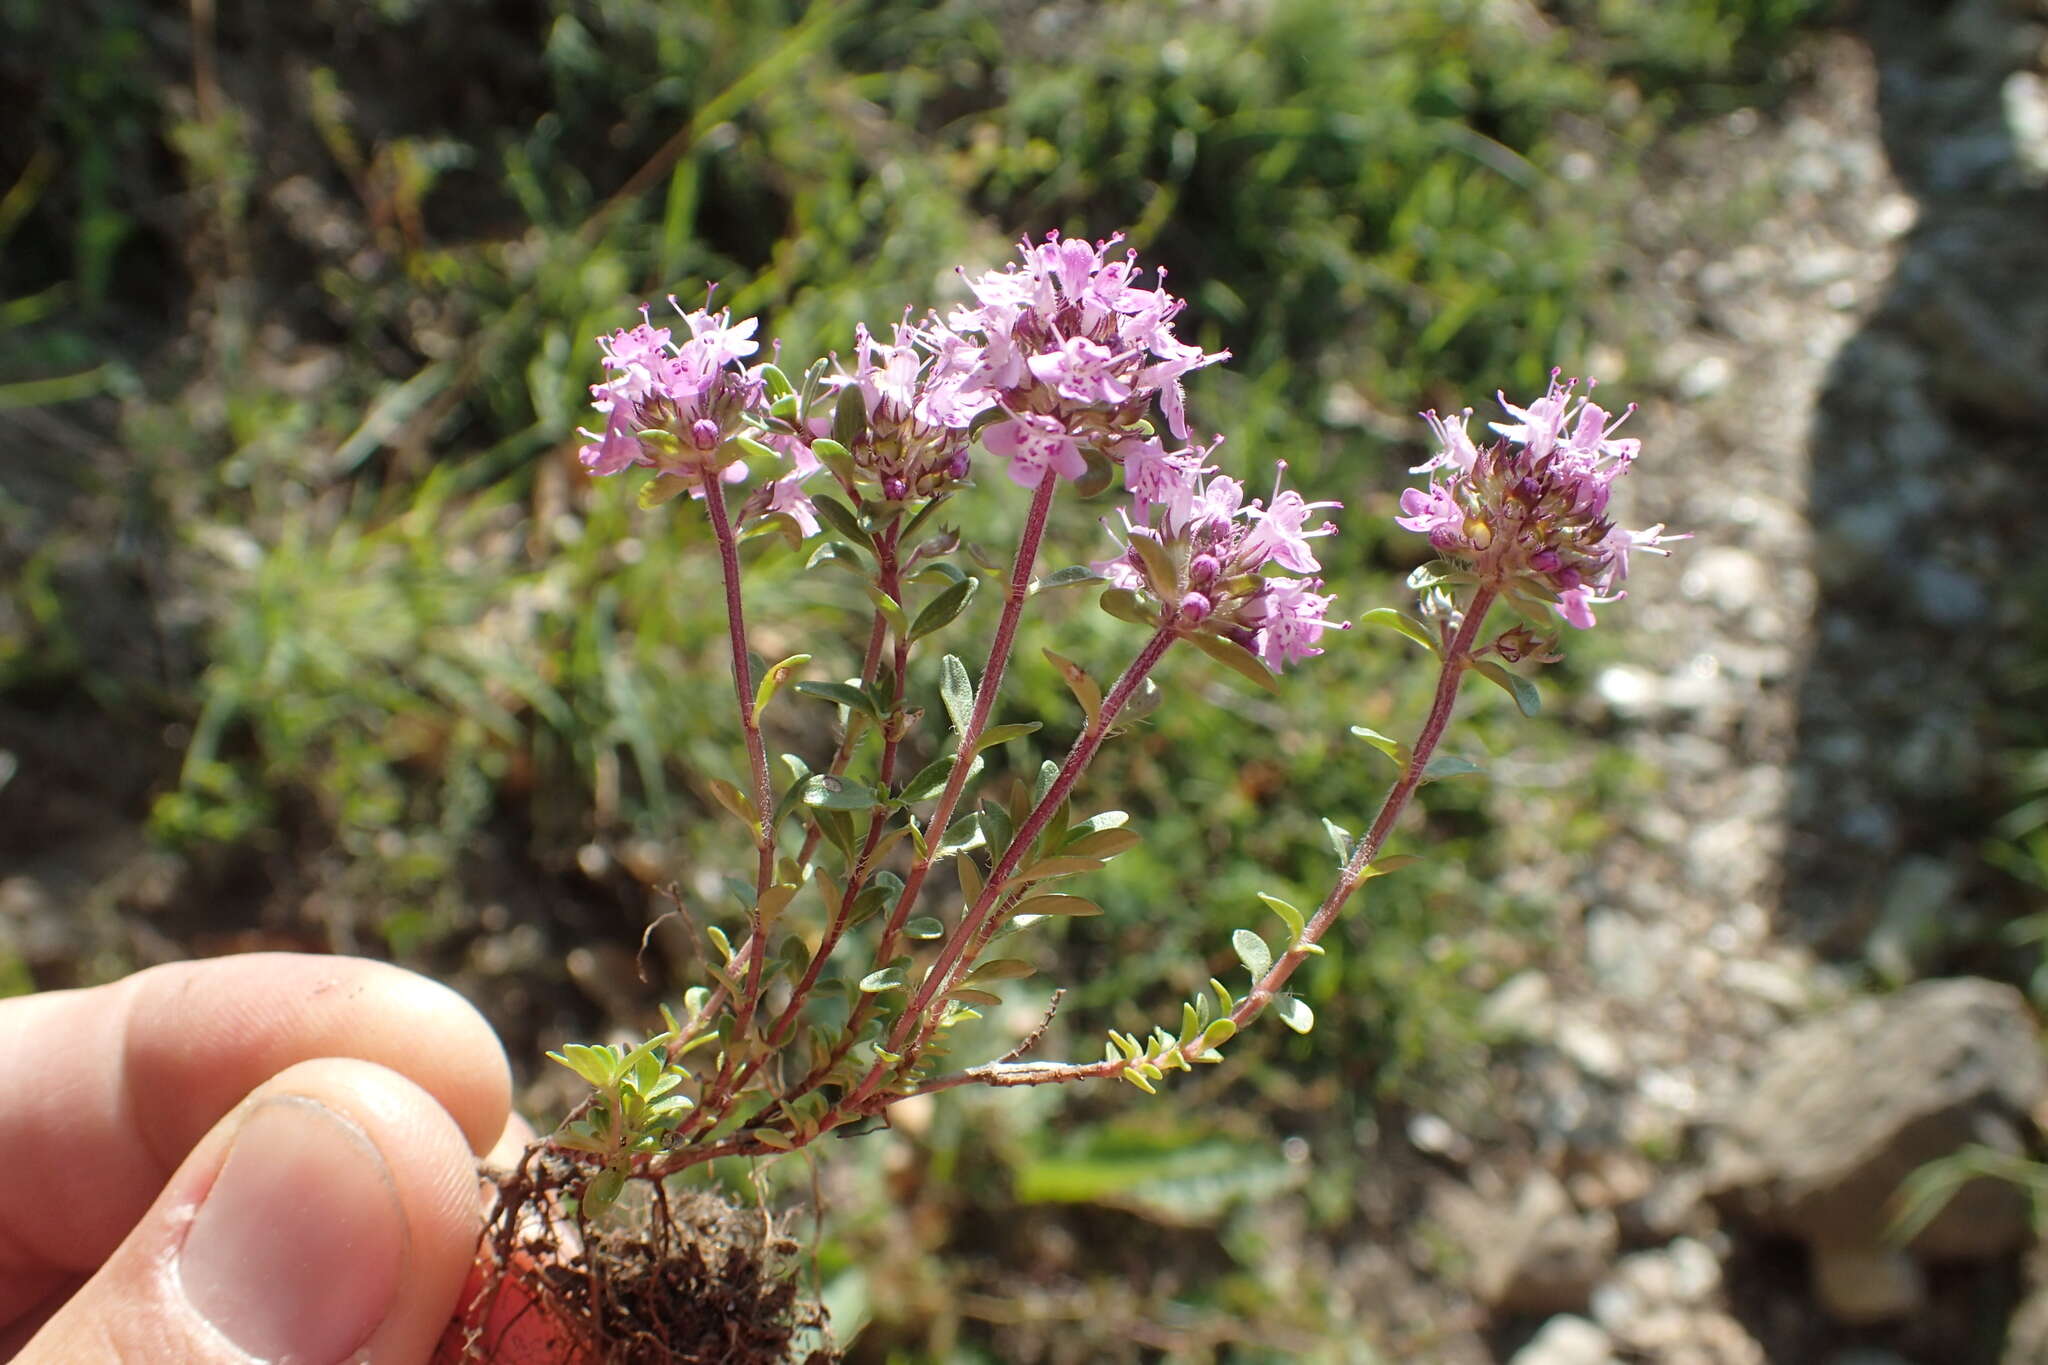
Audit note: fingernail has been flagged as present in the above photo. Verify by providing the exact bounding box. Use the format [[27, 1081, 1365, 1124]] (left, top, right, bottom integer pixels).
[[177, 1095, 405, 1362]]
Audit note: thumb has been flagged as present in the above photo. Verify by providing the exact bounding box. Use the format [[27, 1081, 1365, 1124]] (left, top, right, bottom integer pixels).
[[22, 1057, 483, 1365]]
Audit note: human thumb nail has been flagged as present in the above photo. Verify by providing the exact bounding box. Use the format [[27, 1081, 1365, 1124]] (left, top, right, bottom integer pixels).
[[176, 1094, 406, 1361]]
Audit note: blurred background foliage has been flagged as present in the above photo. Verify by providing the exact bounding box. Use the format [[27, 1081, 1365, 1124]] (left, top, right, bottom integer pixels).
[[1, 0, 1820, 1357]]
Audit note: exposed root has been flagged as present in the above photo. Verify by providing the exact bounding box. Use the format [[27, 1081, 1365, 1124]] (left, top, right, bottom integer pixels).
[[448, 1149, 833, 1365]]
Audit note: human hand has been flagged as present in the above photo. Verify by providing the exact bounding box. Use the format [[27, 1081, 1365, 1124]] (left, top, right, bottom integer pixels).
[[0, 953, 512, 1362]]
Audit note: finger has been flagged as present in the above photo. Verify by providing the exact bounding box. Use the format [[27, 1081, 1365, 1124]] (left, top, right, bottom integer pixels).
[[0, 953, 509, 1281], [18, 1057, 481, 1365], [483, 1112, 540, 1172]]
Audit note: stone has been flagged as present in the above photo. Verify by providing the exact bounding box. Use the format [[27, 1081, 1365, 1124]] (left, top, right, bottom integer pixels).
[[1811, 1244, 1926, 1325], [1509, 1315, 1617, 1365], [1456, 1170, 1620, 1315], [1706, 978, 2043, 1261], [2004, 1279, 2048, 1365], [1482, 969, 1557, 1040]]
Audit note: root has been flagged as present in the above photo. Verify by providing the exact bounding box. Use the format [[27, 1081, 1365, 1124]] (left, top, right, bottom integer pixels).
[[449, 1147, 833, 1365]]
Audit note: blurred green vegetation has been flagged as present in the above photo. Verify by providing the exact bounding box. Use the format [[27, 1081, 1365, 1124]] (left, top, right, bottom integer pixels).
[[2, 0, 1820, 1357]]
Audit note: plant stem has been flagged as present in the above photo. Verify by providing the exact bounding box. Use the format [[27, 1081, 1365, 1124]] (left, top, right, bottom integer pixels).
[[1202, 582, 1497, 1045], [898, 583, 1500, 1093], [882, 620, 1180, 1078], [700, 473, 778, 1045], [874, 470, 1058, 959]]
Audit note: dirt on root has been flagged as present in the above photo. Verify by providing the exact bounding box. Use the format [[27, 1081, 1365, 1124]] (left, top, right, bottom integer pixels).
[[455, 1154, 833, 1365]]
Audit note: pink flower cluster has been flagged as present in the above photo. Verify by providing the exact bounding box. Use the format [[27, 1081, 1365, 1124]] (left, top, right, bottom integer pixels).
[[1397, 375, 1679, 628], [579, 299, 764, 480], [818, 320, 987, 503], [948, 233, 1230, 488], [1099, 450, 1346, 671]]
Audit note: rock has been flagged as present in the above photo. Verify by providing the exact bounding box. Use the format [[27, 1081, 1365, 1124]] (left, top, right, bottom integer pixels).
[[1482, 969, 1557, 1040], [1707, 978, 2043, 1261], [1456, 1170, 1619, 1315], [1811, 1244, 1926, 1325], [1509, 1315, 1617, 1365], [2004, 1279, 2048, 1365]]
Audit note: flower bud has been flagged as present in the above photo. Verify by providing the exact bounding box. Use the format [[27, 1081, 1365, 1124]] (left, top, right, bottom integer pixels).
[[1188, 553, 1221, 589], [1179, 591, 1212, 623], [689, 418, 722, 452]]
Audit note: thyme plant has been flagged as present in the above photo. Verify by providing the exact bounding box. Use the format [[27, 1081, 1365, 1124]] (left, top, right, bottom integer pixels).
[[537, 231, 1679, 1214]]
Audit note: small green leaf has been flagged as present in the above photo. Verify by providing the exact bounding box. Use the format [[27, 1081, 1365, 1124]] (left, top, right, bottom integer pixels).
[[1322, 818, 1353, 860], [1035, 565, 1102, 593], [862, 583, 910, 637], [800, 774, 877, 810], [752, 653, 812, 726], [831, 383, 868, 447], [1098, 587, 1156, 626], [1258, 892, 1305, 940], [935, 814, 984, 857], [949, 987, 1004, 1007], [909, 576, 978, 640], [858, 968, 904, 993], [583, 1164, 629, 1215], [1010, 855, 1100, 884], [1042, 648, 1103, 725], [1232, 928, 1273, 978], [939, 654, 976, 735], [905, 915, 946, 940], [1362, 853, 1420, 878], [749, 1127, 796, 1151], [973, 721, 1042, 754], [810, 437, 856, 486], [1349, 726, 1411, 768], [1067, 810, 1129, 837], [1473, 659, 1541, 716], [811, 494, 872, 552], [792, 679, 879, 717], [1074, 445, 1116, 497], [759, 363, 794, 401], [638, 475, 690, 509], [1420, 754, 1483, 782], [1031, 758, 1060, 806], [1199, 1017, 1237, 1050], [756, 882, 799, 930], [1062, 827, 1140, 859], [1131, 534, 1179, 598], [899, 753, 968, 804], [1275, 995, 1314, 1035], [733, 432, 780, 464], [548, 1043, 623, 1088], [805, 540, 864, 574], [1013, 893, 1103, 916], [963, 957, 1036, 983], [706, 777, 759, 829], [707, 925, 736, 964], [1188, 631, 1280, 695]]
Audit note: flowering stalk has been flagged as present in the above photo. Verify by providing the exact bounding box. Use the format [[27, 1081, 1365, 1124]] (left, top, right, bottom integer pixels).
[[537, 232, 1679, 1208], [888, 620, 1180, 1066], [875, 468, 1058, 956]]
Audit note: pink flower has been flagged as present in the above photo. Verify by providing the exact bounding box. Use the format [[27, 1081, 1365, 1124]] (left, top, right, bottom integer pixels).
[[1242, 576, 1341, 669], [984, 413, 1087, 487], [1397, 374, 1681, 629], [1239, 476, 1341, 574], [950, 233, 1229, 479], [578, 298, 766, 480], [1096, 457, 1345, 671]]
